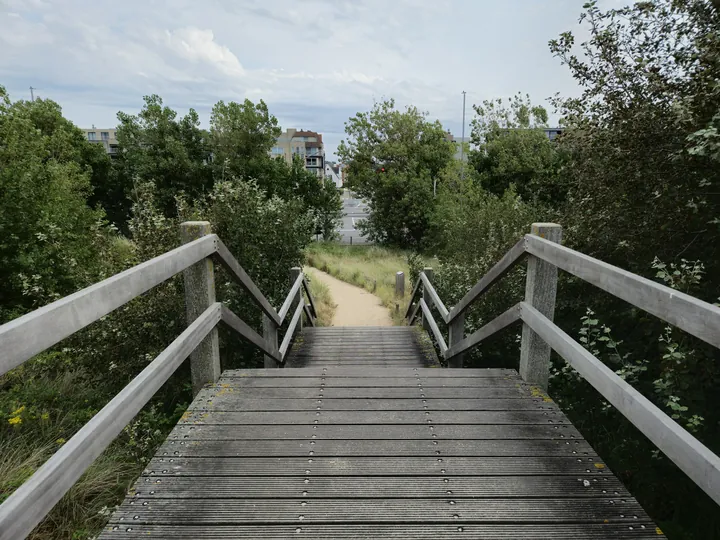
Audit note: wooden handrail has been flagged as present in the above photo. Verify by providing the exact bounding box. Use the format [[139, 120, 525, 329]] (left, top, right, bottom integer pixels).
[[220, 305, 281, 362], [525, 234, 720, 350], [447, 238, 526, 323], [418, 298, 447, 353], [520, 301, 720, 507], [0, 234, 218, 377], [279, 298, 305, 359], [0, 226, 317, 535], [214, 239, 281, 326], [278, 273, 304, 323], [445, 304, 521, 360], [420, 272, 450, 322], [0, 303, 222, 540], [403, 223, 720, 508], [302, 277, 318, 319]]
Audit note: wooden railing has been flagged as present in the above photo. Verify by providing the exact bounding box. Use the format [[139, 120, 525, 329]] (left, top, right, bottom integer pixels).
[[406, 222, 720, 508], [0, 221, 316, 540]]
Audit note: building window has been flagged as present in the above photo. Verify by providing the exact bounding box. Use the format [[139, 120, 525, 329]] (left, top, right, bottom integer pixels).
[[101, 132, 109, 141], [271, 147, 284, 155], [87, 132, 96, 141]]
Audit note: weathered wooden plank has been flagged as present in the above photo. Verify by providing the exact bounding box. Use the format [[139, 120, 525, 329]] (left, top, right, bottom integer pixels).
[[99, 523, 664, 539], [212, 377, 522, 388], [213, 238, 280, 325], [404, 275, 424, 318], [448, 237, 526, 323], [0, 234, 217, 377], [0, 303, 222, 540], [279, 299, 305, 359], [167, 423, 583, 440], [445, 304, 521, 360], [419, 299, 448, 353], [303, 304, 315, 327], [221, 368, 517, 378], [189, 398, 546, 412], [128, 474, 628, 499], [179, 410, 568, 425], [302, 278, 318, 319], [158, 439, 593, 458], [525, 233, 720, 350], [220, 305, 280, 362], [277, 273, 304, 323], [521, 301, 720, 507], [109, 498, 645, 524], [420, 272, 450, 322], [184, 387, 530, 399]]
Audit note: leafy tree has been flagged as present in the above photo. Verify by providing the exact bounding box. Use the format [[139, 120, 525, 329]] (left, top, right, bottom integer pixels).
[[0, 87, 107, 321], [113, 95, 212, 224], [546, 1, 720, 536], [209, 99, 281, 183], [469, 93, 566, 204], [337, 99, 455, 247]]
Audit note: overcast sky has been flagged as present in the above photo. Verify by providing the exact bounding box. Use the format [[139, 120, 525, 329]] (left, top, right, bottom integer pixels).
[[0, 0, 596, 159]]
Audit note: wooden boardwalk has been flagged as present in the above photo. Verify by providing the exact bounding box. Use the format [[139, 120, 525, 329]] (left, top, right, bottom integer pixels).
[[100, 327, 662, 539]]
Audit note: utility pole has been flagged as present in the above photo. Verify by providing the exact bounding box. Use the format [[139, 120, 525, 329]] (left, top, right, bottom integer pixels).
[[29, 87, 36, 101], [460, 90, 467, 180]]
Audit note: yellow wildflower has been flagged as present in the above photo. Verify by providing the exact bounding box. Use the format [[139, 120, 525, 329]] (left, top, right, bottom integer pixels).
[[8, 416, 22, 426], [56, 438, 66, 445], [41, 412, 50, 421], [11, 406, 25, 416]]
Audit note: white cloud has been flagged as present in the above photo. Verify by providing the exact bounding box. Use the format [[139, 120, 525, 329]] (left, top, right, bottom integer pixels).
[[0, 0, 596, 157], [163, 27, 244, 77]]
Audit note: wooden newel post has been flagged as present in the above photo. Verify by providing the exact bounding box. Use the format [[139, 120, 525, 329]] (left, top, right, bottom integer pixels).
[[395, 271, 405, 298], [180, 221, 221, 396], [519, 223, 562, 390], [290, 267, 303, 330], [422, 267, 434, 333], [448, 314, 465, 369], [263, 314, 279, 369]]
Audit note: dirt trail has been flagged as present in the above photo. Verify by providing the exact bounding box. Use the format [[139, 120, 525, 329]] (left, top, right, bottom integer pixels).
[[304, 267, 393, 327]]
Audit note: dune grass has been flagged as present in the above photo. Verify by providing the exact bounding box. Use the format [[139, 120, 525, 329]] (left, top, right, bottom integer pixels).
[[305, 242, 427, 325], [305, 275, 336, 327]]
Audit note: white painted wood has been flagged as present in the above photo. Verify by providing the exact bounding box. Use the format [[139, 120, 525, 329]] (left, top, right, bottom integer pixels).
[[445, 304, 521, 361], [526, 234, 720, 350], [181, 222, 221, 396], [448, 238, 526, 323], [0, 235, 218, 377], [0, 303, 221, 540], [214, 239, 281, 325], [520, 223, 562, 390], [278, 273, 304, 324], [220, 305, 281, 362], [419, 298, 448, 353], [279, 299, 305, 359], [420, 272, 450, 322], [520, 301, 720, 507]]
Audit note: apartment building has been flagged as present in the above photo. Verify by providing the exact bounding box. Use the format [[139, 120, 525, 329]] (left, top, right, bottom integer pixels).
[[83, 127, 119, 157], [270, 128, 325, 178], [324, 161, 342, 188]]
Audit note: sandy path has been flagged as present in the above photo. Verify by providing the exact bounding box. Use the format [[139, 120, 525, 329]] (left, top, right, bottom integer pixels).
[[304, 267, 392, 327]]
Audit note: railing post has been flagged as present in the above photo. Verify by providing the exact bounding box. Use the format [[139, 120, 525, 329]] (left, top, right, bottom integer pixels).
[[290, 267, 303, 329], [448, 315, 464, 369], [180, 221, 221, 396], [519, 223, 562, 390], [422, 267, 434, 334], [263, 315, 279, 368], [395, 271, 405, 298]]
